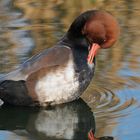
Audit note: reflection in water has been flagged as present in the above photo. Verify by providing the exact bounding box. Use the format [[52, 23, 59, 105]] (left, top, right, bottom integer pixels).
[[83, 87, 140, 139], [0, 0, 140, 140], [0, 99, 95, 140]]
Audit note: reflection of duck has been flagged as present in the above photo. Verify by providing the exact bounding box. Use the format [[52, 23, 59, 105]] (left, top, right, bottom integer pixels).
[[0, 99, 95, 140], [88, 129, 113, 140], [0, 10, 120, 106]]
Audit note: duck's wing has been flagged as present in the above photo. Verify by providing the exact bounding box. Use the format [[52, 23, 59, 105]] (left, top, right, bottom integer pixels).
[[1, 46, 72, 81], [22, 46, 72, 77]]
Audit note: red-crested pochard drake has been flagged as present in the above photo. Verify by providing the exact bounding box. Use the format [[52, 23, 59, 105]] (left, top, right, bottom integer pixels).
[[0, 10, 120, 106]]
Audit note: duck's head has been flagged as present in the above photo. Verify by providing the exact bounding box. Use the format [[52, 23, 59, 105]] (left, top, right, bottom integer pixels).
[[67, 10, 120, 64]]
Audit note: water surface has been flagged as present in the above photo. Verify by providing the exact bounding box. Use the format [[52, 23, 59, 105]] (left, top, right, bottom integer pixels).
[[0, 0, 140, 140]]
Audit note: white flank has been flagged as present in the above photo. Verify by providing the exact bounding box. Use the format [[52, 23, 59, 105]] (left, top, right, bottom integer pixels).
[[35, 57, 79, 105]]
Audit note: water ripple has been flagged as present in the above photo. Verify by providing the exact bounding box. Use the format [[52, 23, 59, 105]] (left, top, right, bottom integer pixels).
[[91, 88, 138, 119]]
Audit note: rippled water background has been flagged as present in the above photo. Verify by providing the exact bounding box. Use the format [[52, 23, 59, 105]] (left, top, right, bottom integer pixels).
[[0, 0, 140, 140]]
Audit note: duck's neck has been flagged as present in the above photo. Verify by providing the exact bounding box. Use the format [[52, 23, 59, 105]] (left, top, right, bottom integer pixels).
[[59, 33, 94, 73], [60, 33, 88, 63], [60, 32, 89, 49]]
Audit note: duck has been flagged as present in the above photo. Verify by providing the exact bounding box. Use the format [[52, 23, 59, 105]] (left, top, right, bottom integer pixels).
[[0, 10, 120, 106]]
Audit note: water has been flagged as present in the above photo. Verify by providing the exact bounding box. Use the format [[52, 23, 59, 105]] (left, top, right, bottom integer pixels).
[[0, 0, 140, 140]]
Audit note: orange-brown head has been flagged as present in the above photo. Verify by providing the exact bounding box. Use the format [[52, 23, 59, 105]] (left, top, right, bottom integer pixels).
[[68, 10, 120, 64], [82, 10, 120, 49]]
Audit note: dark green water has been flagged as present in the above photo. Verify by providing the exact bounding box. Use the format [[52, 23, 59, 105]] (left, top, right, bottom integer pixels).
[[0, 0, 140, 140]]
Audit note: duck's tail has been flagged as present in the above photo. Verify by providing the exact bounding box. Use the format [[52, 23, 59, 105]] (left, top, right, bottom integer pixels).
[[0, 80, 33, 106]]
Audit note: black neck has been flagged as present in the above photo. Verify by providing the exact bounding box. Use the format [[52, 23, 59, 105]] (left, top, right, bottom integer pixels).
[[59, 33, 90, 73], [60, 33, 89, 49]]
